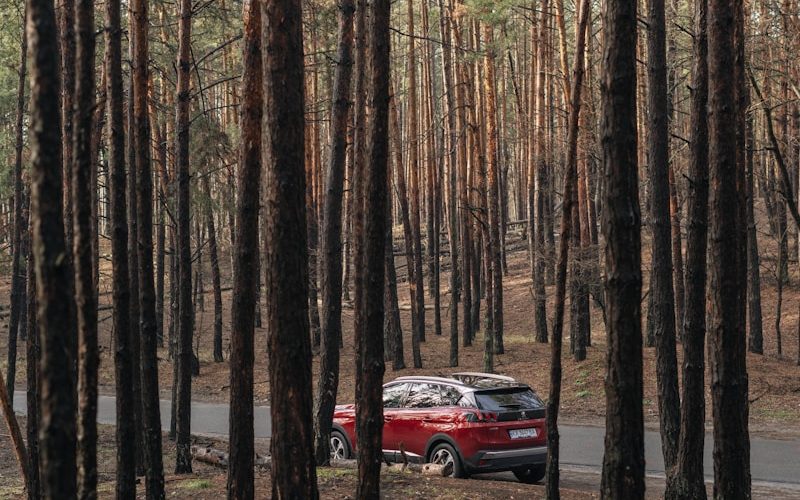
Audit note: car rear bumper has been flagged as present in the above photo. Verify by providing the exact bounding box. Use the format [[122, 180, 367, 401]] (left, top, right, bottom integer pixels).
[[463, 445, 547, 473]]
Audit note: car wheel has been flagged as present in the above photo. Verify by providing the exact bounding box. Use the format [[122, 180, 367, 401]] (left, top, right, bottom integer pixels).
[[330, 431, 350, 460], [513, 464, 546, 484], [429, 443, 467, 479]]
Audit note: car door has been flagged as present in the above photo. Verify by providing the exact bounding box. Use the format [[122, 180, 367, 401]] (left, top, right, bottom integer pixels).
[[393, 383, 442, 460], [381, 382, 410, 459]]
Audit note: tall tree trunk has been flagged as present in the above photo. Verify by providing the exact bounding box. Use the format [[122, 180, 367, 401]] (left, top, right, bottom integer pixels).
[[0, 360, 28, 493], [646, 0, 680, 476], [545, 1, 590, 495], [599, 0, 645, 495], [227, 0, 262, 496], [175, 0, 194, 473], [406, 0, 426, 346], [132, 0, 167, 493], [73, 0, 98, 494], [438, 0, 459, 367], [314, 0, 354, 466], [105, 0, 136, 492], [203, 178, 223, 364], [263, 0, 319, 496], [707, 0, 751, 494], [389, 81, 422, 367], [666, 0, 708, 497], [746, 111, 763, 355], [356, 0, 389, 496], [126, 42, 145, 477], [6, 4, 28, 400], [25, 249, 41, 500], [27, 0, 79, 493], [483, 23, 504, 356], [531, 0, 550, 344]]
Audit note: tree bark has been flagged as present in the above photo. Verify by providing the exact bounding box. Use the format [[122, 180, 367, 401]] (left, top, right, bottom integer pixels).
[[599, 0, 645, 495], [227, 1, 262, 497], [314, 0, 354, 466], [202, 177, 223, 364], [531, 0, 550, 344], [666, 2, 708, 498], [73, 0, 98, 494], [483, 23, 504, 357], [707, 0, 751, 495], [27, 0, 79, 493], [175, 0, 194, 474], [262, 0, 319, 496], [105, 0, 136, 492], [25, 249, 41, 500], [545, 1, 590, 495], [406, 0, 426, 347], [646, 0, 680, 476], [356, 0, 390, 496], [5, 4, 28, 400]]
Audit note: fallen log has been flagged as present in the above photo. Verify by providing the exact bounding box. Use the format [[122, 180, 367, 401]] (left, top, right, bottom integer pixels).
[[190, 446, 452, 477]]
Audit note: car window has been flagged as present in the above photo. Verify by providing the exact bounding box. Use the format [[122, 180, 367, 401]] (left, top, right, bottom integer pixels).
[[405, 383, 443, 408], [473, 388, 545, 411], [383, 383, 410, 408], [440, 385, 463, 406]]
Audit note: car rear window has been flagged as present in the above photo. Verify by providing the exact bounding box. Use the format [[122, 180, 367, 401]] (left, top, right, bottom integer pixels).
[[473, 388, 544, 411]]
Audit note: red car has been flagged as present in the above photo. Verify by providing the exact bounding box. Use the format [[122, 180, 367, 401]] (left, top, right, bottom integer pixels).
[[331, 372, 548, 483]]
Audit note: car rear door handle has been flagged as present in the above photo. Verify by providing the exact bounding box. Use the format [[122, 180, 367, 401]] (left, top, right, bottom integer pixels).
[[384, 416, 394, 422]]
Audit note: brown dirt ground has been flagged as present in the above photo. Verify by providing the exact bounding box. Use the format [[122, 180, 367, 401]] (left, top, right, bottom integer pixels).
[[1, 223, 799, 435], [1, 208, 800, 496], [1, 419, 798, 499]]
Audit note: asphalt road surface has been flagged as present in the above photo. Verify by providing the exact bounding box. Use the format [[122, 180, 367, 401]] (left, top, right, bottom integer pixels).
[[12, 391, 799, 489]]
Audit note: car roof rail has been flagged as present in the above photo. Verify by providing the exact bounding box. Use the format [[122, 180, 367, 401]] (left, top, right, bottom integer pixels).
[[451, 372, 516, 382], [392, 375, 468, 386]]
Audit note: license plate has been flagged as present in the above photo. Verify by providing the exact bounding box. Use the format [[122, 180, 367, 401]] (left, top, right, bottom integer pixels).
[[509, 428, 537, 439]]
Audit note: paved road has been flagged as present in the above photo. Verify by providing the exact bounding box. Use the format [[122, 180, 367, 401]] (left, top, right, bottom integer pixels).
[[12, 391, 800, 488]]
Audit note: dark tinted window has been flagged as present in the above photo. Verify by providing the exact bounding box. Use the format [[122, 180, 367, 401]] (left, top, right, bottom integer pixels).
[[474, 388, 544, 411], [405, 383, 443, 408], [383, 383, 409, 408], [440, 386, 464, 406]]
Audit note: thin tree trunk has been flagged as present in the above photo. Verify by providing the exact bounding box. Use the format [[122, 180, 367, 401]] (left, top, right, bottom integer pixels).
[[545, 1, 590, 495], [666, 0, 708, 495], [356, 0, 389, 495], [132, 0, 167, 493], [263, 0, 319, 496], [6, 4, 28, 399], [646, 0, 680, 476], [531, 0, 550, 344], [314, 0, 355, 466], [105, 0, 136, 492], [483, 23, 504, 356], [203, 177, 223, 363], [25, 248, 41, 500], [746, 111, 764, 355], [438, 0, 459, 367], [227, 1, 261, 495], [406, 0, 426, 346], [175, 0, 194, 473], [73, 0, 98, 493]]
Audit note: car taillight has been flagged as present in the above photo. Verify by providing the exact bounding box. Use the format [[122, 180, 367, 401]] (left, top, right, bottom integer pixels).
[[465, 411, 498, 423]]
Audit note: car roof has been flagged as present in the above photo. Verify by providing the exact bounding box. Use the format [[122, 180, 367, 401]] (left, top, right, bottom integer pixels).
[[389, 372, 528, 391]]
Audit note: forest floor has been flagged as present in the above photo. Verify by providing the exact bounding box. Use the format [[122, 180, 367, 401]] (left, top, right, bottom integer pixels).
[[1, 418, 798, 499], [1, 227, 799, 437]]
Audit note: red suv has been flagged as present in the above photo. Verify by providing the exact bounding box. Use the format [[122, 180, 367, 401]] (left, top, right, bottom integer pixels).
[[331, 372, 547, 483]]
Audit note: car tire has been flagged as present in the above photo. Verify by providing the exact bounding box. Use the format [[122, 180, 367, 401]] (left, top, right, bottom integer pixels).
[[330, 431, 351, 460], [513, 464, 546, 484], [429, 442, 467, 479]]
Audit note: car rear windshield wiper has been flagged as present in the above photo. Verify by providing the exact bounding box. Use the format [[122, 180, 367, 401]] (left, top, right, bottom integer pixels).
[[499, 403, 522, 408]]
